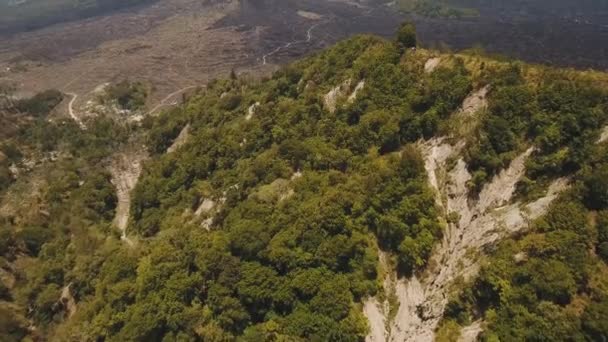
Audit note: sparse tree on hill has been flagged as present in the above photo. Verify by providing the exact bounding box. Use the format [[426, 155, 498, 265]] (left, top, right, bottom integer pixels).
[[396, 22, 417, 53]]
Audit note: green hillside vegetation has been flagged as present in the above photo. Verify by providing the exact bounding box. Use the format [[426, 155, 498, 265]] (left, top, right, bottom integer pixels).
[[1, 23, 608, 341], [15, 89, 64, 117], [103, 80, 148, 111], [0, 88, 64, 193]]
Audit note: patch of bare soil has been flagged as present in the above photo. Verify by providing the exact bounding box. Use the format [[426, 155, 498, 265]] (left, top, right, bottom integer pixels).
[[109, 147, 148, 246], [424, 57, 441, 73], [167, 124, 190, 153], [379, 142, 567, 342], [58, 283, 76, 319], [455, 84, 489, 117], [0, 0, 252, 119], [363, 88, 570, 341], [598, 126, 608, 143]]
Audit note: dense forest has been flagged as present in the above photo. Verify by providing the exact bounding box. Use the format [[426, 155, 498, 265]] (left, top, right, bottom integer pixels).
[[1, 23, 608, 341]]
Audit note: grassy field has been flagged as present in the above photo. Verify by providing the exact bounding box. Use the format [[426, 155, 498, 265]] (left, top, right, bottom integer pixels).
[[0, 0, 157, 34]]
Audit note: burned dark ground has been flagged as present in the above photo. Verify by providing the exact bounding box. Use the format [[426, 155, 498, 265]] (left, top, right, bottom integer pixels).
[[217, 0, 608, 70]]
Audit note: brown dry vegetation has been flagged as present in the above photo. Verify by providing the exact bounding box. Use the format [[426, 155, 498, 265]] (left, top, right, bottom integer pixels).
[[0, 0, 256, 121]]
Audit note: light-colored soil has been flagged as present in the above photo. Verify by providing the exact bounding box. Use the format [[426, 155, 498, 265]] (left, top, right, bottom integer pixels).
[[59, 283, 76, 319], [0, 0, 249, 120], [324, 79, 351, 113], [109, 148, 147, 246], [347, 80, 365, 103], [167, 123, 190, 153], [65, 92, 85, 128], [246, 102, 259, 121], [382, 141, 568, 341], [458, 321, 483, 342], [424, 57, 441, 73], [598, 126, 608, 143], [364, 297, 387, 342], [456, 85, 490, 117], [363, 88, 569, 341], [297, 10, 323, 20]]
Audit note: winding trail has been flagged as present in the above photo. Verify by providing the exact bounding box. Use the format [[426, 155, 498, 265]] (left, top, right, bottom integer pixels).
[[148, 85, 198, 115], [66, 92, 86, 129], [261, 21, 325, 65]]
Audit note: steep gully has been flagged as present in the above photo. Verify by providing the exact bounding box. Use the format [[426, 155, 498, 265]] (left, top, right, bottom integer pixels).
[[363, 86, 569, 341], [109, 149, 147, 247], [62, 12, 330, 244]]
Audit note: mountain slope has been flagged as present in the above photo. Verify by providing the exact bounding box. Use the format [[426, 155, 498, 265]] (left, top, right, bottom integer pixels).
[[1, 28, 608, 341]]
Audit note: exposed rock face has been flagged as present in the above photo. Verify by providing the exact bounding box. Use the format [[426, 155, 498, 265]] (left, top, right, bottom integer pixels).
[[324, 79, 366, 113], [458, 321, 483, 342], [456, 85, 490, 117], [364, 297, 387, 342], [598, 126, 608, 143], [194, 198, 216, 217], [323, 79, 351, 113], [110, 149, 147, 246], [363, 250, 390, 342], [363, 88, 568, 341], [347, 80, 365, 103], [370, 139, 567, 342], [424, 57, 441, 73], [194, 198, 217, 231], [246, 102, 259, 121], [59, 283, 77, 319]]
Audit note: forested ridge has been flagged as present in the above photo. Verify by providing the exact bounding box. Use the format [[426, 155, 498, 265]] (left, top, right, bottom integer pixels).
[[1, 25, 608, 341]]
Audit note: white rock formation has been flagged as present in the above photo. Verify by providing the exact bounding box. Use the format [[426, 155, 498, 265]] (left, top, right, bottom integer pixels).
[[347, 80, 365, 104], [110, 149, 147, 246], [456, 85, 490, 117], [364, 137, 568, 341], [324, 79, 351, 113], [246, 102, 260, 121], [424, 57, 441, 73]]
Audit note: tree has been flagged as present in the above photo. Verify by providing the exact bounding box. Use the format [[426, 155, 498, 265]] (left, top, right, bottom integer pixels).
[[584, 165, 608, 210], [396, 22, 417, 52], [582, 298, 608, 341]]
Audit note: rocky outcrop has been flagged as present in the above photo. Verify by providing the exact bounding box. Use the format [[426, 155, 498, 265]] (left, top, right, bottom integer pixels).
[[363, 87, 568, 341], [456, 85, 490, 117], [424, 57, 441, 73], [324, 79, 351, 113], [246, 102, 259, 121], [110, 149, 147, 246], [598, 126, 608, 143], [347, 80, 365, 104], [59, 283, 77, 319], [324, 79, 366, 113], [458, 321, 483, 342], [383, 140, 567, 342]]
